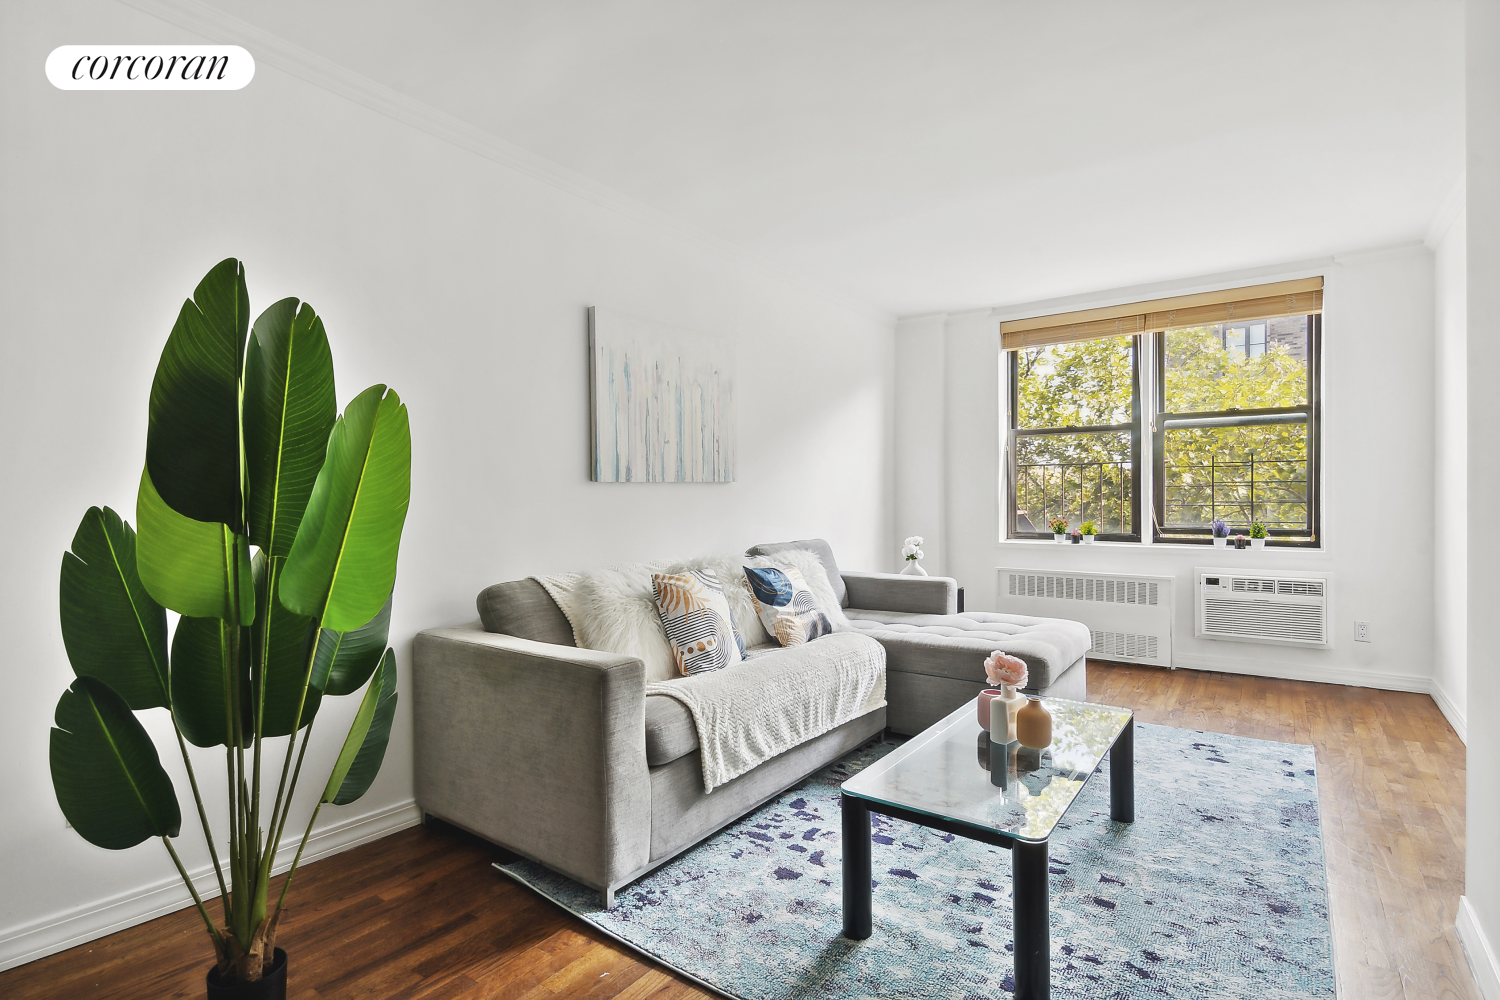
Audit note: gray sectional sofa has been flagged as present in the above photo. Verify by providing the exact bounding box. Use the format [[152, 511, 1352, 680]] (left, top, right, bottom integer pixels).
[[413, 538, 1089, 907]]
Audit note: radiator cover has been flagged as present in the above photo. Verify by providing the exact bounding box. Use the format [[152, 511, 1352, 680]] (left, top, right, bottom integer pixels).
[[998, 569, 1174, 667]]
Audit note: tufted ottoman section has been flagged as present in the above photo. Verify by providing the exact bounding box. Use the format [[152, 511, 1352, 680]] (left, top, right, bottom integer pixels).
[[845, 609, 1091, 735]]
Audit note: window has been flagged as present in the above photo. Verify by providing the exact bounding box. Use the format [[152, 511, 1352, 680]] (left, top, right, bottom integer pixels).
[[1003, 278, 1321, 546], [1009, 335, 1140, 540], [1154, 315, 1320, 544]]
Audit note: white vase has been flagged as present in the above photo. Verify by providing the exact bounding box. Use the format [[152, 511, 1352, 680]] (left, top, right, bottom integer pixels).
[[1213, 536, 1227, 548], [1250, 537, 1266, 549], [989, 684, 1027, 744], [1082, 534, 1095, 544], [1053, 533, 1066, 543], [901, 560, 928, 576]]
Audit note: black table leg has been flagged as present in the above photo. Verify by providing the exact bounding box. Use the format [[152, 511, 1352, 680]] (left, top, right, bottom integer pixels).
[[1012, 838, 1049, 1000], [842, 793, 872, 940], [1111, 717, 1135, 824]]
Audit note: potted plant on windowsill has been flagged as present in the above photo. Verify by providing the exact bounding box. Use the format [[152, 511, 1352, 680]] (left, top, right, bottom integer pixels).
[[47, 259, 412, 999], [1049, 517, 1069, 543], [1249, 522, 1268, 549], [1211, 519, 1230, 547], [1080, 521, 1098, 544]]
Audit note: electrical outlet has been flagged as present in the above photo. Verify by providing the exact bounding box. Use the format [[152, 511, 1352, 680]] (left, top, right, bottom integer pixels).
[[1354, 621, 1371, 643]]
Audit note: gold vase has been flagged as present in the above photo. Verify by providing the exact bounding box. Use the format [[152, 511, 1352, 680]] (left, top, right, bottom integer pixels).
[[1016, 696, 1052, 749]]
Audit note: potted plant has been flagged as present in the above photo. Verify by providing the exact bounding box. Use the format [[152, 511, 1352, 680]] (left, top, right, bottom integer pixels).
[[1211, 519, 1230, 547], [1048, 517, 1069, 542], [1249, 522, 1268, 549], [901, 535, 927, 575], [1079, 521, 1098, 544], [47, 259, 412, 998]]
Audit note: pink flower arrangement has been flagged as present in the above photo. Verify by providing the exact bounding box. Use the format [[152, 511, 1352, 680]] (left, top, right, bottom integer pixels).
[[984, 651, 1028, 688]]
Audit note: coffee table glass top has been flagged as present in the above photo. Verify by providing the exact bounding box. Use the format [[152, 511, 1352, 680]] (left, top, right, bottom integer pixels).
[[842, 698, 1133, 843]]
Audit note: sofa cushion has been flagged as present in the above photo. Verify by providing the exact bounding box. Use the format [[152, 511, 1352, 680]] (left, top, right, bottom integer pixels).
[[476, 579, 576, 646], [744, 564, 834, 647], [845, 610, 1089, 691], [644, 695, 699, 766], [652, 569, 745, 676], [745, 538, 848, 607]]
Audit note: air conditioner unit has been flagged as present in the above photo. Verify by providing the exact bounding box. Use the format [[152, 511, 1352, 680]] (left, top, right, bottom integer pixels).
[[1195, 567, 1331, 648], [998, 569, 1173, 667]]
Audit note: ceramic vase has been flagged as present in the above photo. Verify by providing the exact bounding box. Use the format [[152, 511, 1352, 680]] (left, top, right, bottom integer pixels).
[[901, 560, 927, 576], [1016, 696, 1053, 749], [988, 685, 1026, 743], [1053, 533, 1066, 543], [1212, 536, 1228, 548], [1251, 537, 1266, 549], [1082, 534, 1095, 544]]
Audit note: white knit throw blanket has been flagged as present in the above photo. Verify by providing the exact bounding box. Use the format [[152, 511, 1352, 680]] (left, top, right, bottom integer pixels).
[[647, 633, 885, 792]]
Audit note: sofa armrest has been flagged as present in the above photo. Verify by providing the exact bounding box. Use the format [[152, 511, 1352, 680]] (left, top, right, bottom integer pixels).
[[842, 572, 958, 615], [413, 623, 650, 895]]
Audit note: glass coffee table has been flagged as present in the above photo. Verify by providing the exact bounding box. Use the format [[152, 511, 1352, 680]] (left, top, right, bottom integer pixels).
[[841, 697, 1135, 1000]]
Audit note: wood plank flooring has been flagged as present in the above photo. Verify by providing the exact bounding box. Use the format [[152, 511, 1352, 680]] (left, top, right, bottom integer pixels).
[[0, 663, 1475, 1000]]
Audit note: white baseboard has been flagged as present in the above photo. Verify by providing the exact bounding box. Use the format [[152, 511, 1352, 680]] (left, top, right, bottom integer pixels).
[[0, 798, 421, 974], [1459, 896, 1500, 1000], [1170, 652, 1432, 693], [1429, 680, 1469, 744]]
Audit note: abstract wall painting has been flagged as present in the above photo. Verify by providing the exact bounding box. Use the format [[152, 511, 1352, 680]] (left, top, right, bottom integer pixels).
[[589, 306, 736, 482]]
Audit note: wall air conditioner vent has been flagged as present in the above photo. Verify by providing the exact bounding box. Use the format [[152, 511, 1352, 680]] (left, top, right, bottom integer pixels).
[[1196, 568, 1331, 648], [1000, 569, 1173, 668]]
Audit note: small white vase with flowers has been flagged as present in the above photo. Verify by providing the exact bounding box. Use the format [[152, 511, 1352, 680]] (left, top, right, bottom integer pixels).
[[983, 651, 1029, 744]]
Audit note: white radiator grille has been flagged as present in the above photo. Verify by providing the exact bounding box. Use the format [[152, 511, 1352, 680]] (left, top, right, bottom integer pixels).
[[1089, 630, 1160, 660], [1000, 569, 1173, 667], [1007, 573, 1159, 606], [1232, 578, 1277, 594]]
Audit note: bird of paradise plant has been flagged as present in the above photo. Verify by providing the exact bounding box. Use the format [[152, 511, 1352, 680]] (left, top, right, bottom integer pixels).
[[48, 259, 411, 986]]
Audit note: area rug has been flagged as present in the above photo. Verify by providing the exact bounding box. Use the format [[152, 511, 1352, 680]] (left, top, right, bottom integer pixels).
[[497, 723, 1333, 999]]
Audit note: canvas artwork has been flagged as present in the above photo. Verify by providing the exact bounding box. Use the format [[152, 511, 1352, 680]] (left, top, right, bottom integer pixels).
[[589, 306, 736, 482]]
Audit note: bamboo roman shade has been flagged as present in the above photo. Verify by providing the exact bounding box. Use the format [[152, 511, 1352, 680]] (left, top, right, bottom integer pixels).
[[1000, 277, 1324, 351]]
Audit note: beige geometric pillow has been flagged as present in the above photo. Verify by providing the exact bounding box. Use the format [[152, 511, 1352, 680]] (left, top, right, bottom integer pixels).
[[651, 568, 746, 676]]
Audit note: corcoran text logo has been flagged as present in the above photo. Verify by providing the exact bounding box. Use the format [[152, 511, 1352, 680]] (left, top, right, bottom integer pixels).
[[46, 45, 254, 90]]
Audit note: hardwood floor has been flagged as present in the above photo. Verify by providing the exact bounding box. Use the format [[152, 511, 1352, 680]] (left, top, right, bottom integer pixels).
[[0, 663, 1475, 1000]]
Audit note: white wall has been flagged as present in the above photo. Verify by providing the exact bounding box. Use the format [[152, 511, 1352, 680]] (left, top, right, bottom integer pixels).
[[1432, 184, 1468, 738], [0, 0, 893, 970], [896, 248, 1442, 697], [1460, 1, 1500, 995]]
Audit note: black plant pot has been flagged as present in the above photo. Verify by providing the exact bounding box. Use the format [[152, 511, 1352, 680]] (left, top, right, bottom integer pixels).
[[206, 949, 287, 1000]]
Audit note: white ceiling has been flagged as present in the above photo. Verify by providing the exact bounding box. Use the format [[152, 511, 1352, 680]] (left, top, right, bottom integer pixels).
[[198, 0, 1465, 317]]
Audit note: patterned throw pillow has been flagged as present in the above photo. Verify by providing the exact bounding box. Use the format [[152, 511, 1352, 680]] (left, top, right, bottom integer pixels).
[[743, 564, 834, 647], [652, 569, 746, 676]]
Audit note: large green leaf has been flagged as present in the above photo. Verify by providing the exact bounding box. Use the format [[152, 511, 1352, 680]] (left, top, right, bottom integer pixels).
[[251, 551, 321, 738], [244, 298, 336, 557], [329, 651, 397, 806], [280, 385, 411, 631], [312, 596, 391, 697], [136, 469, 255, 623], [145, 258, 249, 527], [59, 507, 169, 710], [170, 616, 251, 748], [321, 652, 390, 804], [50, 677, 182, 849]]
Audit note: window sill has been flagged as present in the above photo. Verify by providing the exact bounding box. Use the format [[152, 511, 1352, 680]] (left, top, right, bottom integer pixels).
[[999, 537, 1324, 553]]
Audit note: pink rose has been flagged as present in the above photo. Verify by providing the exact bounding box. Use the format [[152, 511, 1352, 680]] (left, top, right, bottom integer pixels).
[[984, 651, 1028, 688]]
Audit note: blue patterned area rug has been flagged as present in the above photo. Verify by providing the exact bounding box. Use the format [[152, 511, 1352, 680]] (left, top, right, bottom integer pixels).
[[497, 723, 1333, 999]]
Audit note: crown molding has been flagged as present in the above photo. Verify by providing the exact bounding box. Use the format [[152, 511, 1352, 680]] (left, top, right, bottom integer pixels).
[[116, 0, 894, 327]]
